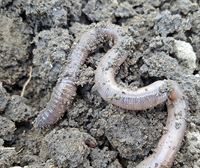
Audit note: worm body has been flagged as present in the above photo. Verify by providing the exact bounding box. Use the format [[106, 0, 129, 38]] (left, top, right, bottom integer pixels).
[[34, 24, 127, 128], [35, 78, 76, 128], [34, 23, 187, 168], [95, 71, 169, 110], [136, 82, 187, 168]]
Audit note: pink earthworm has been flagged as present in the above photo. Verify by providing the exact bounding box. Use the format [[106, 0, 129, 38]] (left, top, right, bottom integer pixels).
[[34, 23, 187, 168], [34, 23, 128, 128], [135, 82, 187, 168], [94, 31, 188, 167]]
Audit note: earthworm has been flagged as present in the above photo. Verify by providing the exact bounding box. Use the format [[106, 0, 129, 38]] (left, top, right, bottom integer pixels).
[[34, 23, 128, 128], [94, 31, 188, 167], [135, 82, 187, 168], [34, 23, 187, 168]]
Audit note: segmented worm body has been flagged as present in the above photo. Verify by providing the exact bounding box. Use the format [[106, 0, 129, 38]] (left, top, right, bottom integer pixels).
[[34, 23, 187, 168], [136, 82, 187, 168], [35, 23, 128, 128]]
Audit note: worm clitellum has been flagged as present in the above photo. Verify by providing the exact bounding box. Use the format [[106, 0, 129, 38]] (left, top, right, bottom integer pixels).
[[34, 23, 187, 168]]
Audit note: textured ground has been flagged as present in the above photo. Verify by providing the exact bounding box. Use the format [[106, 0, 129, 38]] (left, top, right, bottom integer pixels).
[[0, 0, 200, 168]]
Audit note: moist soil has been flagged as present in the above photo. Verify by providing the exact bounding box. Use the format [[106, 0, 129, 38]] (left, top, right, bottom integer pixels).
[[0, 0, 200, 168]]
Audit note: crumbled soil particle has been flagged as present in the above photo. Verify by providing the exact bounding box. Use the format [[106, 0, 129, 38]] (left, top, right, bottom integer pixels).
[[178, 75, 200, 114], [32, 28, 73, 93], [0, 82, 9, 113], [174, 40, 197, 73], [4, 95, 34, 122], [0, 116, 15, 141], [140, 51, 182, 79], [90, 147, 118, 168], [23, 27, 74, 109], [105, 112, 148, 160], [0, 146, 17, 168], [32, 28, 73, 83], [83, 0, 118, 22], [0, 0, 12, 7], [125, 0, 145, 7], [0, 14, 32, 86], [189, 10, 200, 71], [0, 0, 200, 168], [186, 129, 200, 167], [108, 160, 122, 168], [168, 0, 198, 15], [101, 105, 166, 164], [41, 128, 97, 168], [115, 2, 136, 18], [9, 0, 83, 29], [0, 138, 4, 146], [154, 10, 191, 38]]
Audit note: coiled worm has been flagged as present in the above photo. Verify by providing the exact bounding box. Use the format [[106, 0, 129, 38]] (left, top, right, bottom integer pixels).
[[34, 23, 187, 168]]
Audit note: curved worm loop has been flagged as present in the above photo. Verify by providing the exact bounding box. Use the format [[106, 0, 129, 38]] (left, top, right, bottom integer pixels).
[[95, 38, 188, 167], [136, 82, 187, 168], [34, 23, 128, 128]]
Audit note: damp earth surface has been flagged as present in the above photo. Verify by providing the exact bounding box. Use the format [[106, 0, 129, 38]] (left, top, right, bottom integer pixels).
[[0, 0, 200, 168]]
